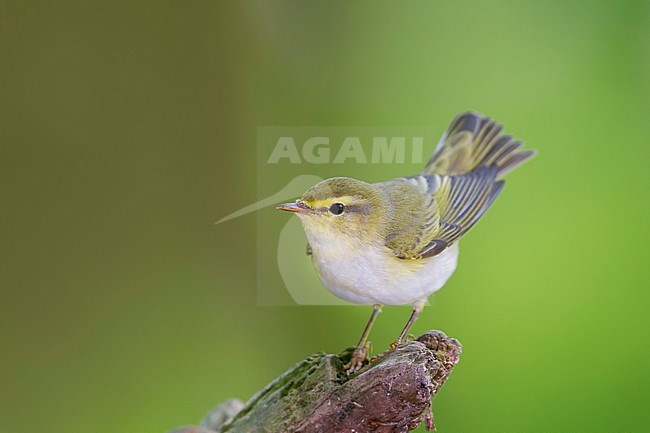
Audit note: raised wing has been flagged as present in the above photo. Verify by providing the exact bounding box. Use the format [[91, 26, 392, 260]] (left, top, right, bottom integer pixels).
[[425, 111, 536, 177], [385, 167, 503, 259], [386, 112, 534, 259]]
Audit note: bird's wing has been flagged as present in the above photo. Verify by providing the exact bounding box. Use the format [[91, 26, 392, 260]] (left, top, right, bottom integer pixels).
[[385, 167, 504, 259], [424, 111, 535, 178]]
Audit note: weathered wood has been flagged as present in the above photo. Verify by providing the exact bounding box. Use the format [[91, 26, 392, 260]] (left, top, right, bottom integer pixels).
[[172, 330, 461, 433]]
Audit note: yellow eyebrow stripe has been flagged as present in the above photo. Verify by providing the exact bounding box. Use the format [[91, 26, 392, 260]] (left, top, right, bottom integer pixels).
[[307, 196, 359, 209]]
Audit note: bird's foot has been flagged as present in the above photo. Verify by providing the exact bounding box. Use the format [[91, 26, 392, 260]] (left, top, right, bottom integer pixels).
[[344, 342, 372, 374], [389, 334, 415, 350]]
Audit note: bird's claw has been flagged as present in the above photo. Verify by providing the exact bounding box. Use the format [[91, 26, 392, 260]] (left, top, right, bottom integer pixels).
[[389, 334, 415, 350], [344, 342, 371, 374]]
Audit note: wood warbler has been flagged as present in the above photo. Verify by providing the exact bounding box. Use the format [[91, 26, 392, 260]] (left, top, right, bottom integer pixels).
[[277, 112, 535, 372]]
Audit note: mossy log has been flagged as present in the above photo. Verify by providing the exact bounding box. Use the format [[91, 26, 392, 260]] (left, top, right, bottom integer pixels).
[[171, 330, 461, 433]]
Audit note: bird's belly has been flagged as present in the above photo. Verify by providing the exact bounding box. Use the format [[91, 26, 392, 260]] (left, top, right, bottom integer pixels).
[[311, 243, 459, 306]]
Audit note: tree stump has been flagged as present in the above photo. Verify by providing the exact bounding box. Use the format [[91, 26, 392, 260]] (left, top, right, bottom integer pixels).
[[171, 330, 462, 433]]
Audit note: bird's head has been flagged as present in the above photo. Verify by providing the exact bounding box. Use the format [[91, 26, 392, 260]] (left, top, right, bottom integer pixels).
[[277, 177, 386, 244]]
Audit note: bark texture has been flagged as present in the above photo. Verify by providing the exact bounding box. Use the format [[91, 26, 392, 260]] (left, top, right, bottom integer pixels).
[[171, 330, 461, 433]]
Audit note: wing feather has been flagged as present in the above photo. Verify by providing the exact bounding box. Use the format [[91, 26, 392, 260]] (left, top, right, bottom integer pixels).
[[386, 112, 534, 259], [386, 168, 503, 259], [424, 112, 535, 177]]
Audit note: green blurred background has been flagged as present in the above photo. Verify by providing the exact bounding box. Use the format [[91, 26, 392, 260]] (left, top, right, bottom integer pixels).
[[1, 1, 649, 432]]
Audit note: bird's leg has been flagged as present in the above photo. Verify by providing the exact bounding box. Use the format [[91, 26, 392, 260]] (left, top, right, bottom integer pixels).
[[344, 304, 382, 373], [391, 300, 426, 349]]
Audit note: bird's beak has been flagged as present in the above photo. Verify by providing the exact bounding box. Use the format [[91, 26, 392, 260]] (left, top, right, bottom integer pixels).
[[276, 201, 308, 213]]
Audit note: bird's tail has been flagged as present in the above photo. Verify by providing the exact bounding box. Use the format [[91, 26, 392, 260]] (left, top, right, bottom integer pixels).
[[423, 112, 536, 177]]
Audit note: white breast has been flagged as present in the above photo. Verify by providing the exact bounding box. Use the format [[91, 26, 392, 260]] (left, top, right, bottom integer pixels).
[[307, 232, 459, 306]]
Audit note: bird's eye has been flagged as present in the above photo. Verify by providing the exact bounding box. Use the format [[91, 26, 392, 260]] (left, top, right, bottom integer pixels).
[[329, 203, 345, 215]]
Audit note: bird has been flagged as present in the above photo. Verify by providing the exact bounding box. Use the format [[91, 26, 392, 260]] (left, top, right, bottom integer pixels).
[[277, 111, 536, 372]]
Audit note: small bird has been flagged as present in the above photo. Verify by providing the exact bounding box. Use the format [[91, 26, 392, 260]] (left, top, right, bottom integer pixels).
[[277, 112, 535, 372]]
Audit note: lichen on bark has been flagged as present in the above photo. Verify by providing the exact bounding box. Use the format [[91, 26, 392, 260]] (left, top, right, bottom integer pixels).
[[171, 330, 462, 433]]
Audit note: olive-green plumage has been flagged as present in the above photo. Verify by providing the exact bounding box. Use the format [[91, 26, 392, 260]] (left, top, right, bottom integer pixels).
[[293, 111, 536, 260], [277, 111, 535, 371]]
